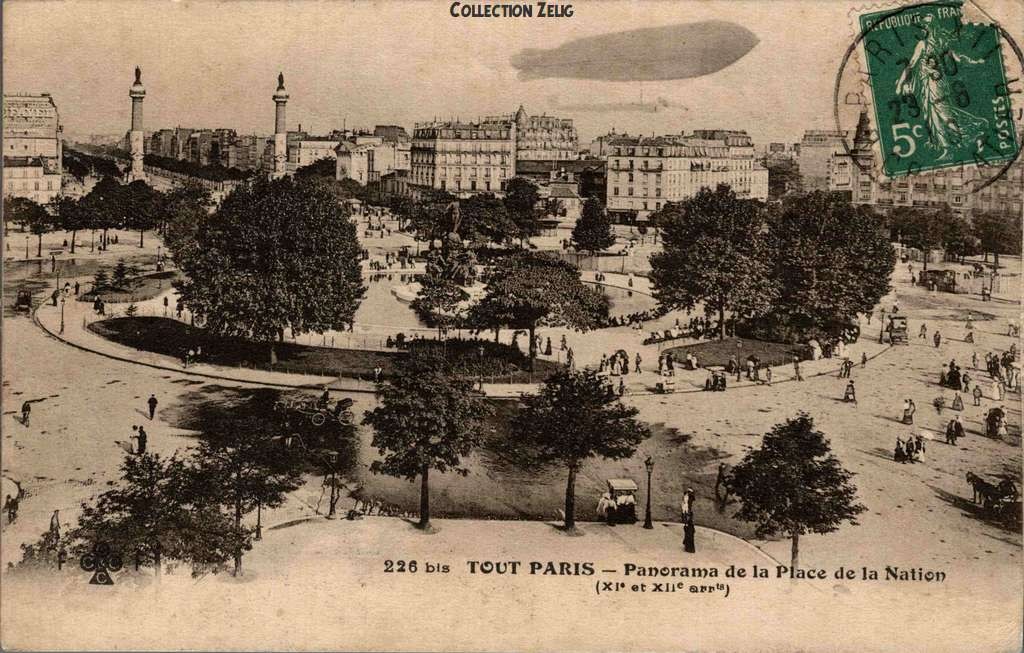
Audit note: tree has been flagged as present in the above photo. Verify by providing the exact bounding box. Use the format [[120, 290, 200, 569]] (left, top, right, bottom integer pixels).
[[4, 197, 52, 257], [888, 205, 959, 270], [571, 197, 616, 255], [92, 268, 111, 292], [111, 258, 142, 291], [83, 176, 127, 247], [510, 369, 650, 530], [70, 453, 229, 578], [294, 157, 337, 180], [503, 176, 542, 244], [649, 185, 775, 339], [188, 416, 304, 575], [362, 352, 491, 530], [942, 212, 978, 262], [473, 251, 607, 369], [459, 193, 516, 246], [124, 180, 163, 247], [763, 193, 894, 340], [974, 211, 1021, 267], [728, 413, 866, 569], [52, 196, 88, 254], [411, 277, 469, 335], [174, 177, 365, 363], [162, 182, 213, 262]]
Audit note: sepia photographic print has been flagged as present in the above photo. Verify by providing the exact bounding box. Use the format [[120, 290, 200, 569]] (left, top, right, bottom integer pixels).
[[1, 1, 1022, 650]]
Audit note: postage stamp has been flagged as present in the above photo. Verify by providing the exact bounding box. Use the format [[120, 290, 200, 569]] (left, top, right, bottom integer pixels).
[[856, 1, 1020, 177]]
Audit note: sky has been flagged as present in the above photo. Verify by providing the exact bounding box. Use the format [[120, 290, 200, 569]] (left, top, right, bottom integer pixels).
[[4, 0, 1022, 147]]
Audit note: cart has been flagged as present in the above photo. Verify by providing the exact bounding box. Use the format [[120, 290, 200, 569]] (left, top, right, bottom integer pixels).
[[12, 290, 32, 313], [606, 478, 638, 524], [887, 315, 909, 345]]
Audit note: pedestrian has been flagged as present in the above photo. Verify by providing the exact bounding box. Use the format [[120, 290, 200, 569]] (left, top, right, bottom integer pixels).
[[617, 377, 625, 397], [952, 392, 964, 411], [147, 394, 158, 420], [373, 365, 383, 382], [972, 351, 979, 369], [901, 399, 914, 424], [765, 366, 772, 386], [163, 296, 169, 316], [682, 514, 696, 554], [919, 324, 927, 339], [74, 281, 80, 295], [634, 352, 642, 374], [992, 378, 1003, 402], [973, 384, 983, 406], [861, 352, 868, 368], [566, 347, 575, 370], [793, 356, 803, 382], [137, 425, 148, 455], [49, 509, 61, 541], [844, 380, 857, 403], [4, 493, 18, 524], [933, 331, 941, 348], [185, 348, 194, 368], [560, 334, 568, 351], [20, 401, 31, 427]]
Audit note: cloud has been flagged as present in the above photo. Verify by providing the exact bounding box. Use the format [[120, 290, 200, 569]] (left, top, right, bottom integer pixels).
[[547, 95, 688, 114], [511, 21, 759, 82]]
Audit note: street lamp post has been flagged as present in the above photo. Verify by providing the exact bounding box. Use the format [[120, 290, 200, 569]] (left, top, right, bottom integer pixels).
[[255, 502, 262, 541], [643, 456, 654, 529], [878, 308, 887, 344], [24, 236, 29, 260], [59, 296, 66, 334]]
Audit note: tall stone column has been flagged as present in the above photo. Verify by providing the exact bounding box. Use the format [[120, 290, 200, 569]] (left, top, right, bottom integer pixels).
[[272, 72, 289, 179], [127, 66, 147, 182]]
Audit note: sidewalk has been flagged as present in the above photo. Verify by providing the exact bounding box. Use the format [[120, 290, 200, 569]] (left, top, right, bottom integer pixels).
[[34, 275, 894, 399]]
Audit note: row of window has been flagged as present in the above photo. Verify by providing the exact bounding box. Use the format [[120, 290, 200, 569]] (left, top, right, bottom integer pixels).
[[6, 179, 56, 191]]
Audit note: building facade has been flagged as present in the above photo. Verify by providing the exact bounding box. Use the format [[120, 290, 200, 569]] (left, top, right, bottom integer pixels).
[[3, 93, 63, 203], [336, 138, 411, 185], [605, 130, 768, 221], [288, 138, 341, 169], [798, 129, 849, 191], [410, 119, 516, 197]]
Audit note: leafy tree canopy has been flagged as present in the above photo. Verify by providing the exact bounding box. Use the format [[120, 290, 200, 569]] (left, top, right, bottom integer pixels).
[[649, 184, 775, 339], [473, 251, 607, 364], [765, 192, 894, 336], [571, 197, 617, 254], [728, 413, 865, 566], [174, 177, 365, 351]]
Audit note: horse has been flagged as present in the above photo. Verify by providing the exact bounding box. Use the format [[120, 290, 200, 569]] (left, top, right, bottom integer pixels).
[[966, 472, 999, 508]]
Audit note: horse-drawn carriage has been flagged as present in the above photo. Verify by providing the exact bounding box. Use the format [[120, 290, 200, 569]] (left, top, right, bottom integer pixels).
[[886, 315, 909, 345], [274, 395, 354, 426], [966, 472, 1020, 528]]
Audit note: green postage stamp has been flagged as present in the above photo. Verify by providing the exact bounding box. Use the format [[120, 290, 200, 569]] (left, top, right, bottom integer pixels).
[[857, 1, 1019, 177]]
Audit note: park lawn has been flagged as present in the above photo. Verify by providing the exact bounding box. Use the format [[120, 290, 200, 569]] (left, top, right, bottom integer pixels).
[[88, 316, 560, 383], [665, 337, 809, 368], [168, 383, 758, 540], [79, 270, 182, 304]]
